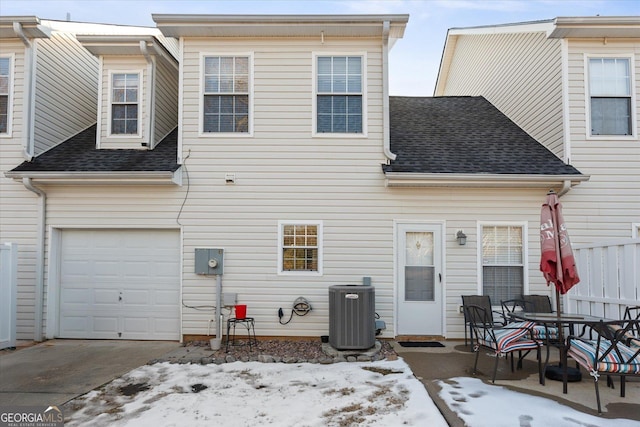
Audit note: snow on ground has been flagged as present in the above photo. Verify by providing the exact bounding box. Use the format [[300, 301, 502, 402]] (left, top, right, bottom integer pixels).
[[438, 377, 640, 427], [64, 358, 447, 427], [63, 358, 640, 427]]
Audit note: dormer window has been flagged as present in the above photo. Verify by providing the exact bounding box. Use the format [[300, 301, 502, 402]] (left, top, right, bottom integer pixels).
[[110, 72, 140, 135]]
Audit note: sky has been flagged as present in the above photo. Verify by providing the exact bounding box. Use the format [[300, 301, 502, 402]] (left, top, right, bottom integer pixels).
[[2, 0, 639, 95], [62, 358, 639, 426]]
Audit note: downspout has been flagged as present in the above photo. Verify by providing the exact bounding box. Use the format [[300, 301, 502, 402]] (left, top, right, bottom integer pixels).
[[13, 22, 35, 160], [557, 180, 571, 197], [140, 41, 156, 148], [22, 178, 46, 341], [382, 21, 396, 162]]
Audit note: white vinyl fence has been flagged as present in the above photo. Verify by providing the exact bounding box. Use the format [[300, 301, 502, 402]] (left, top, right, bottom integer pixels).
[[565, 238, 640, 319], [0, 242, 18, 349]]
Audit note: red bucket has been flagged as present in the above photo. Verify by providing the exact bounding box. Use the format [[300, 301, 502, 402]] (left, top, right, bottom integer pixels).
[[235, 304, 247, 320]]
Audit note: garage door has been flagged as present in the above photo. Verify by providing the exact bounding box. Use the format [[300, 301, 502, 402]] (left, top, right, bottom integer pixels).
[[58, 229, 180, 340]]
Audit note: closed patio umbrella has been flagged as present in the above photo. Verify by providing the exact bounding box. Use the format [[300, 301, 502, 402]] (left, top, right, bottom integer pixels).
[[540, 190, 580, 314]]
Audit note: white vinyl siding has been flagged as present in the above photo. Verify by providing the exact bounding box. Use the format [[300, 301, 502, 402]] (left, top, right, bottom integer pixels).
[[33, 33, 98, 154], [437, 31, 565, 156], [565, 39, 640, 246], [587, 56, 633, 137], [154, 56, 179, 147], [0, 42, 39, 341], [0, 56, 12, 135]]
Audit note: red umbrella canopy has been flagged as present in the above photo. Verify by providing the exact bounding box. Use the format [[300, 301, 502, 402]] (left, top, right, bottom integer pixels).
[[540, 191, 580, 295]]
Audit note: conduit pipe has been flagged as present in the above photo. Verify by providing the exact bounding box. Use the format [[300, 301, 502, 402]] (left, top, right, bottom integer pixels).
[[22, 178, 46, 341], [382, 21, 396, 162]]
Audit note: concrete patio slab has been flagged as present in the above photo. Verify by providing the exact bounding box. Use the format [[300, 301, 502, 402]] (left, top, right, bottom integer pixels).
[[0, 339, 180, 406]]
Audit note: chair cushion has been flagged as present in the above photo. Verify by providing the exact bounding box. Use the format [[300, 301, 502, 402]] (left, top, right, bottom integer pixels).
[[531, 325, 560, 340], [478, 321, 539, 352], [568, 339, 640, 374]]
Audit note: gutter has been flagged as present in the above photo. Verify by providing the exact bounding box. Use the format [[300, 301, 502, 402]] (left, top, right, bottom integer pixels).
[[382, 21, 396, 162], [5, 170, 181, 185], [384, 172, 589, 188], [13, 22, 35, 160], [22, 178, 45, 342]]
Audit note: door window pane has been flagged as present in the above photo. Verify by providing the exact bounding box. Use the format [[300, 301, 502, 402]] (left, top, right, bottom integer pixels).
[[405, 232, 435, 301]]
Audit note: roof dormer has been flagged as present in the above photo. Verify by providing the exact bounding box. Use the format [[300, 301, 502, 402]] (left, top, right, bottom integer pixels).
[[78, 34, 178, 150]]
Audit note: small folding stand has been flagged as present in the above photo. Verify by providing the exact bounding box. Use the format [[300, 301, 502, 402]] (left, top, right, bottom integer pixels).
[[225, 317, 257, 352]]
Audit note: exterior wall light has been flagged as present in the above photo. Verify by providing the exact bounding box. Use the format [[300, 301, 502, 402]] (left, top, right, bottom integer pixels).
[[456, 230, 467, 246]]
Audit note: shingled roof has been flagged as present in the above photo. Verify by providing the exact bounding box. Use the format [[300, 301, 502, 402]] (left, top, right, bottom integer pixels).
[[9, 125, 179, 174], [384, 96, 583, 176]]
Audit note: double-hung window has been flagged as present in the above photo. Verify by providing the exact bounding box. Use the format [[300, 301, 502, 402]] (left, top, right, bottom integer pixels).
[[588, 57, 632, 136], [481, 224, 525, 302], [0, 57, 11, 134], [111, 72, 140, 135], [203, 56, 249, 133], [278, 221, 323, 275], [316, 55, 363, 134]]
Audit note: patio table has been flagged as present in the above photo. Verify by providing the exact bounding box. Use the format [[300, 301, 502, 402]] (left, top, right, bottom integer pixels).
[[508, 311, 614, 393]]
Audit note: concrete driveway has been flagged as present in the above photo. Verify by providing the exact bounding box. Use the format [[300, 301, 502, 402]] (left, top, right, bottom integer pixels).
[[0, 339, 180, 406]]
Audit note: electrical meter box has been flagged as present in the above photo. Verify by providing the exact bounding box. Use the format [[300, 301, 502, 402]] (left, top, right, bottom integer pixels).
[[195, 248, 224, 275]]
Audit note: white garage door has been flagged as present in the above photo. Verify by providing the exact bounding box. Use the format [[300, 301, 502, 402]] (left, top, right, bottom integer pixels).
[[58, 229, 180, 340]]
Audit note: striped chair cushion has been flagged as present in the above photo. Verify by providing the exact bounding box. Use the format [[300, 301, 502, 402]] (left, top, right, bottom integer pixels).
[[478, 321, 539, 352], [607, 324, 640, 348], [531, 325, 560, 340], [568, 338, 640, 375]]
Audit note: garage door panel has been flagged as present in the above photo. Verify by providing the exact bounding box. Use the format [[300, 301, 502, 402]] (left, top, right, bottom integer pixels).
[[59, 229, 180, 340]]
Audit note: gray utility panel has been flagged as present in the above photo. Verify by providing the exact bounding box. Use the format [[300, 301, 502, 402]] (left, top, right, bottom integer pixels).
[[194, 248, 224, 275], [328, 284, 375, 350]]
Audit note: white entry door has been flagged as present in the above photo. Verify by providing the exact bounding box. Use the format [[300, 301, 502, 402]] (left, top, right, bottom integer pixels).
[[396, 223, 443, 336]]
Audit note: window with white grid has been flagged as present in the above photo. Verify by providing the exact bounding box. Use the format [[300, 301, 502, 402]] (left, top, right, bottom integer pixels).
[[481, 225, 524, 302], [203, 56, 249, 133], [110, 72, 140, 135], [278, 221, 323, 275], [316, 55, 363, 134]]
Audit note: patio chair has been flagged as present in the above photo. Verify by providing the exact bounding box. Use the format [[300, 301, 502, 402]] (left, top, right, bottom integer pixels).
[[567, 318, 640, 414], [623, 306, 640, 341], [466, 304, 542, 383], [461, 295, 506, 346], [501, 298, 560, 342], [522, 295, 553, 313]]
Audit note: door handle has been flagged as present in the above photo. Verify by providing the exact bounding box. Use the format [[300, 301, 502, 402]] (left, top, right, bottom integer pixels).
[[439, 273, 442, 283]]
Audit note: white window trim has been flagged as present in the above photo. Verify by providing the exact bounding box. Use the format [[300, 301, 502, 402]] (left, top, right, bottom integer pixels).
[[312, 51, 368, 138], [584, 53, 637, 141], [199, 52, 254, 138], [277, 220, 323, 276], [0, 54, 14, 138], [476, 221, 529, 298], [107, 69, 143, 138]]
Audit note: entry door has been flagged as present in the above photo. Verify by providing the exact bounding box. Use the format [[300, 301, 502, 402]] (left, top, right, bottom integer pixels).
[[396, 223, 443, 336]]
